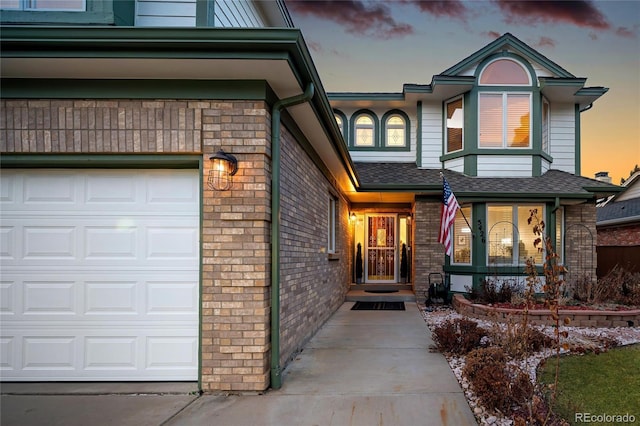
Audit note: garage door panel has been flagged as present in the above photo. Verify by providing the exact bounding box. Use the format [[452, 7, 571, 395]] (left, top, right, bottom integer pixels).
[[0, 169, 199, 381]]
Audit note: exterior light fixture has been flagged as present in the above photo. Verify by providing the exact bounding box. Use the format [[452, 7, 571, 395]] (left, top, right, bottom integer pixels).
[[350, 212, 357, 222], [208, 149, 238, 191]]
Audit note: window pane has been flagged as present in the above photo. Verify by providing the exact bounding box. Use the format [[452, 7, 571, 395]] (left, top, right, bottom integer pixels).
[[0, 0, 20, 9], [507, 94, 530, 147], [542, 99, 550, 153], [555, 208, 563, 264], [386, 116, 405, 147], [488, 206, 514, 264], [479, 94, 503, 147], [480, 59, 529, 85], [446, 98, 463, 152], [355, 115, 374, 146], [29, 0, 84, 10], [517, 206, 543, 265], [453, 207, 471, 264]]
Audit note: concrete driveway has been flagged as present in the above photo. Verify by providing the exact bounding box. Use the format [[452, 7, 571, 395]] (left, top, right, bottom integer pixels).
[[2, 302, 477, 426]]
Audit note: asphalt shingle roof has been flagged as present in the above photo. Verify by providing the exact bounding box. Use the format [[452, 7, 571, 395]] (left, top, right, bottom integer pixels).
[[597, 198, 640, 223], [354, 162, 621, 198]]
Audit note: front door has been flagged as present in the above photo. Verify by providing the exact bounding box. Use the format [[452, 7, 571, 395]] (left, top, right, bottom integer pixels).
[[365, 215, 397, 283]]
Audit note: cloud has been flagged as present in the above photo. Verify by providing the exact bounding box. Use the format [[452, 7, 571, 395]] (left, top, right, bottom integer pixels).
[[615, 26, 637, 39], [399, 0, 468, 21], [482, 31, 502, 40], [493, 0, 610, 30], [287, 0, 413, 39], [535, 36, 556, 48]]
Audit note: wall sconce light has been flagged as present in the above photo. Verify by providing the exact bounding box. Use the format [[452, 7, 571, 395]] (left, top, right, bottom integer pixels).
[[406, 214, 412, 224], [208, 149, 238, 191], [350, 212, 357, 222]]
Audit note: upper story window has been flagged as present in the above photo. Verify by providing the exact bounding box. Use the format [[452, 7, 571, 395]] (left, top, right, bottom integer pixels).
[[479, 58, 531, 85], [354, 114, 375, 147], [385, 115, 405, 147], [1, 0, 85, 10], [479, 93, 531, 148], [542, 97, 550, 154], [478, 58, 532, 149], [446, 97, 463, 153], [335, 114, 344, 134]]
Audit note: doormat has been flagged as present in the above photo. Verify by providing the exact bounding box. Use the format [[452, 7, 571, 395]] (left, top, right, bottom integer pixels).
[[364, 290, 399, 294], [351, 301, 405, 311]]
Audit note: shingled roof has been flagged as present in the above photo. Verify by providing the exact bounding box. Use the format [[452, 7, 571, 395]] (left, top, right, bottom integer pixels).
[[597, 198, 640, 225], [354, 162, 621, 199]]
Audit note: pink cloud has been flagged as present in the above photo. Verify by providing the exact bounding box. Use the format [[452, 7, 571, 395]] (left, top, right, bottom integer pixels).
[[536, 36, 556, 48], [493, 0, 610, 30], [399, 0, 468, 21], [615, 26, 637, 39], [287, 0, 413, 39]]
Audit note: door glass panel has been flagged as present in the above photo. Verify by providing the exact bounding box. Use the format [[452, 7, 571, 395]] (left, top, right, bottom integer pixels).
[[366, 216, 396, 282]]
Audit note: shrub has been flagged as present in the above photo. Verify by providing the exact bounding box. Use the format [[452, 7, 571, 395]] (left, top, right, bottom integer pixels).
[[432, 318, 487, 355], [463, 347, 511, 412], [492, 320, 554, 359], [478, 278, 523, 304]]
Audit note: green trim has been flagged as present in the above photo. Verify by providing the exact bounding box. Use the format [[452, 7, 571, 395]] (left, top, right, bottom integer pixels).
[[113, 0, 134, 26], [0, 154, 201, 169], [441, 33, 574, 78], [474, 52, 538, 87], [1, 79, 278, 103], [349, 109, 380, 151], [0, 0, 114, 25], [197, 156, 204, 393], [380, 109, 411, 151], [328, 93, 404, 101], [464, 155, 477, 176], [270, 83, 315, 390], [575, 104, 581, 175], [416, 101, 423, 167], [538, 77, 587, 90], [532, 156, 542, 177], [196, 0, 214, 27], [332, 109, 348, 142], [441, 150, 553, 165]]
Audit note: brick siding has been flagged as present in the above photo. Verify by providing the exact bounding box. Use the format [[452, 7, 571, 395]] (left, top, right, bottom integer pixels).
[[598, 224, 640, 246], [564, 203, 598, 285], [414, 198, 445, 302], [1, 99, 349, 392]]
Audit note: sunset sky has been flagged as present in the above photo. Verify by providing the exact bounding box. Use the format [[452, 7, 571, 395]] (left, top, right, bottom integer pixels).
[[287, 0, 640, 185]]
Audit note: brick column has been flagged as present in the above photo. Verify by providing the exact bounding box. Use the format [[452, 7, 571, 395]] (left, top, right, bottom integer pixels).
[[564, 202, 597, 287], [201, 101, 272, 392], [414, 198, 445, 302]]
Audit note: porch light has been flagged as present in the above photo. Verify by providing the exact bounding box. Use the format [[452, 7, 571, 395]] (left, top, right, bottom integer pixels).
[[350, 212, 357, 222], [208, 149, 238, 191]]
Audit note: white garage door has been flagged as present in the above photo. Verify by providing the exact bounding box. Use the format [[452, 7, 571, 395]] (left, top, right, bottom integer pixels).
[[0, 169, 199, 381]]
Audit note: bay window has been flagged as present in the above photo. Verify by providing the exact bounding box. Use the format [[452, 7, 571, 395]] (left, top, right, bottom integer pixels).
[[446, 97, 463, 153], [487, 205, 543, 265], [479, 93, 531, 148]]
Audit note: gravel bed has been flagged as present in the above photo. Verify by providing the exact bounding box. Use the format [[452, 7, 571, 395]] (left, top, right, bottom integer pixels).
[[419, 303, 640, 426]]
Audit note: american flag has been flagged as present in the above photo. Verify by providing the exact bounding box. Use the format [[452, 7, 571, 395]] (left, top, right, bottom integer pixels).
[[438, 176, 460, 257]]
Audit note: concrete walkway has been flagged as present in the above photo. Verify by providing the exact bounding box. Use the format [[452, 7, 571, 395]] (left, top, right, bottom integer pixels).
[[1, 302, 477, 426]]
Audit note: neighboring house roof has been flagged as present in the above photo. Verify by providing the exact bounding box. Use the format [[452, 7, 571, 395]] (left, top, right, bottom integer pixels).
[[354, 162, 621, 200], [597, 198, 640, 227]]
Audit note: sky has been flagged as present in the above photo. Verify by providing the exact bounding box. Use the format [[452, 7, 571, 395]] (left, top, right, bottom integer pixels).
[[286, 0, 640, 185]]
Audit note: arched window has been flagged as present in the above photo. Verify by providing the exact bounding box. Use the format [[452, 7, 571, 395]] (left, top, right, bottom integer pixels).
[[478, 58, 532, 149], [335, 114, 343, 134], [354, 114, 375, 147], [479, 59, 530, 85], [385, 115, 406, 147]]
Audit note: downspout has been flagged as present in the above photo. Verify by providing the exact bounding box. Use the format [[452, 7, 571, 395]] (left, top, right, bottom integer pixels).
[[270, 83, 315, 390]]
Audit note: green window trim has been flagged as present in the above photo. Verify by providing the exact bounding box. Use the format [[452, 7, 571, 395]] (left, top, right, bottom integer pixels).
[[349, 109, 379, 151], [381, 109, 411, 152], [0, 0, 118, 24], [333, 109, 348, 141]]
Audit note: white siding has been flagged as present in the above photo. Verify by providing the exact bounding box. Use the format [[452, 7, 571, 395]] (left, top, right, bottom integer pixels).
[[444, 157, 464, 173], [477, 155, 532, 177], [214, 0, 265, 28], [135, 0, 197, 27], [420, 101, 442, 168], [541, 158, 550, 174], [548, 103, 576, 173], [618, 179, 640, 201]]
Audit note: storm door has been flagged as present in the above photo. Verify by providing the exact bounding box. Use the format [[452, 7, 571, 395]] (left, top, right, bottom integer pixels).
[[365, 215, 397, 283]]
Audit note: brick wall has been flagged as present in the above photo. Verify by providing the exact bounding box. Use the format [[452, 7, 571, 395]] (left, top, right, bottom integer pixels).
[[414, 198, 445, 302], [597, 224, 640, 246], [564, 203, 598, 285], [279, 124, 350, 367], [1, 99, 348, 392]]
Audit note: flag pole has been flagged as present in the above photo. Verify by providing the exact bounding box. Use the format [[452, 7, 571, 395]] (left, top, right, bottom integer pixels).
[[440, 172, 473, 236]]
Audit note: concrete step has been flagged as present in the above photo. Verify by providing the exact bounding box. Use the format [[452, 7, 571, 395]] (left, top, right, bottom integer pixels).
[[350, 284, 412, 291]]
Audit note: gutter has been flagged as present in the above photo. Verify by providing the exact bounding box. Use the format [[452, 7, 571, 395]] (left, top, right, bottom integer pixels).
[[270, 82, 315, 390]]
